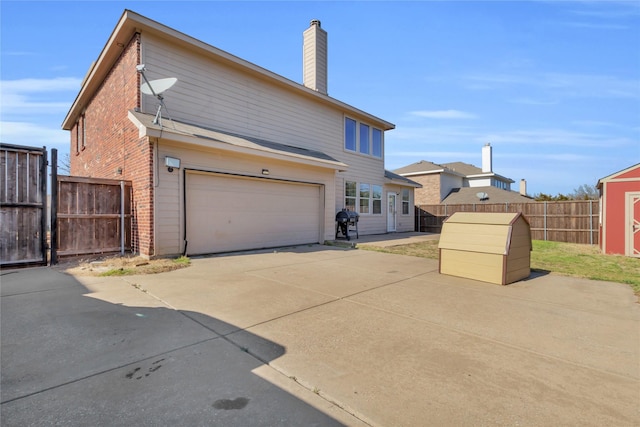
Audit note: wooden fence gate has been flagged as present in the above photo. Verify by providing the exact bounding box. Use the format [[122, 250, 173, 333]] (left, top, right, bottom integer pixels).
[[51, 175, 132, 262], [0, 143, 48, 267]]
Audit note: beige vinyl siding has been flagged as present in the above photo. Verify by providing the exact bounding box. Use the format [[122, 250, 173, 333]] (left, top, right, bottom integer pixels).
[[142, 34, 348, 160], [154, 140, 335, 256], [384, 184, 415, 233], [142, 33, 393, 238]]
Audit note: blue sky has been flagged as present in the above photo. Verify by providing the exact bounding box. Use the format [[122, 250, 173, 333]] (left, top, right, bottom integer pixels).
[[1, 0, 638, 196]]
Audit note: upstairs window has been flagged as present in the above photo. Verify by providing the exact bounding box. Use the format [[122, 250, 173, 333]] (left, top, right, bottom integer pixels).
[[372, 128, 382, 158], [344, 117, 383, 159], [345, 118, 357, 152], [359, 123, 370, 155]]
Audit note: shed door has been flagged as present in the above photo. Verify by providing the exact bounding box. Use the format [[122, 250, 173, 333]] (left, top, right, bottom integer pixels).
[[185, 171, 322, 255], [627, 192, 640, 257]]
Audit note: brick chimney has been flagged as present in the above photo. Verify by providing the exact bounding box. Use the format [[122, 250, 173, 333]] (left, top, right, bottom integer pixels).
[[303, 19, 328, 94], [520, 179, 527, 196], [482, 143, 493, 173]]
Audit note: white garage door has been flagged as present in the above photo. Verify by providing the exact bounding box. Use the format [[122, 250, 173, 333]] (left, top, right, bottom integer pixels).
[[185, 171, 322, 255]]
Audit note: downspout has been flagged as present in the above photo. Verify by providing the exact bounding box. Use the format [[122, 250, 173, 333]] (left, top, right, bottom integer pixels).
[[182, 167, 188, 256], [120, 180, 125, 255]]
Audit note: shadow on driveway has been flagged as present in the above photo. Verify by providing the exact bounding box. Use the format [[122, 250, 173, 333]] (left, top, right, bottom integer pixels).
[[0, 267, 345, 426]]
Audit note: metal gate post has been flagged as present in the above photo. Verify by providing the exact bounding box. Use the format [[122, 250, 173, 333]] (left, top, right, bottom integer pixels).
[[50, 149, 58, 265]]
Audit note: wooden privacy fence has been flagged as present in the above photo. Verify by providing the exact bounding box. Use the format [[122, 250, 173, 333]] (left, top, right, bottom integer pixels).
[[0, 143, 48, 267], [416, 200, 599, 245], [52, 175, 132, 260]]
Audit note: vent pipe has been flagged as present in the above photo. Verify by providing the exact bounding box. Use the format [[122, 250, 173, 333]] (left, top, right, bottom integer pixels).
[[303, 19, 328, 94]]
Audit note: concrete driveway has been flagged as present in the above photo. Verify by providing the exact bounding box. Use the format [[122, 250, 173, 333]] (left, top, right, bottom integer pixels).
[[2, 242, 639, 426]]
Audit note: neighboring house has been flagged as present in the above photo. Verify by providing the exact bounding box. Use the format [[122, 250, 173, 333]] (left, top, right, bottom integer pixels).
[[62, 10, 419, 257], [394, 143, 531, 205], [596, 163, 640, 257]]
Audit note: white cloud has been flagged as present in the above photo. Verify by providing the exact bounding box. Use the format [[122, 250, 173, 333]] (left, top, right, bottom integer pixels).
[[0, 121, 69, 150], [1, 77, 82, 93], [0, 77, 81, 117], [463, 72, 640, 99], [410, 110, 478, 120]]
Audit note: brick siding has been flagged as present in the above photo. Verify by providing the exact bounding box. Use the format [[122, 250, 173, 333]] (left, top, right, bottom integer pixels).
[[411, 174, 442, 205], [69, 33, 155, 256]]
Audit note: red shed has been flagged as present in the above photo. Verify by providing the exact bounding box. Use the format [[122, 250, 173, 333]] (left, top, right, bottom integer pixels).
[[596, 163, 640, 257]]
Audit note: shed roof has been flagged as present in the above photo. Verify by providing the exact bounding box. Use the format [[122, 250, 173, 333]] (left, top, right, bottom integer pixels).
[[443, 212, 527, 226], [596, 162, 640, 189], [438, 212, 529, 255]]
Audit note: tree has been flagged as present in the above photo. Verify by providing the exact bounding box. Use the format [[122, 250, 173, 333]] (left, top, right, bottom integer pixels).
[[58, 153, 71, 174], [568, 184, 598, 200]]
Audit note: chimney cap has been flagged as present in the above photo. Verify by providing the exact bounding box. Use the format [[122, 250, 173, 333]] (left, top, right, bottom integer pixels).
[[310, 19, 321, 27]]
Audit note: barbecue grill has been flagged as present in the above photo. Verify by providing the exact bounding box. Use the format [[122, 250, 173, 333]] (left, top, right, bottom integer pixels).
[[335, 209, 359, 241]]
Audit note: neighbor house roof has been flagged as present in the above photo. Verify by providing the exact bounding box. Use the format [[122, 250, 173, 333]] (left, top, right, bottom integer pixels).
[[393, 160, 463, 177], [393, 160, 514, 183], [128, 110, 348, 171], [441, 186, 534, 204], [442, 162, 514, 183], [384, 170, 422, 188], [63, 9, 394, 131]]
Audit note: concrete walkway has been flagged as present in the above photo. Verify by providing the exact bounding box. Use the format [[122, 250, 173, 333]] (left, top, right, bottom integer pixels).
[[2, 241, 639, 426]]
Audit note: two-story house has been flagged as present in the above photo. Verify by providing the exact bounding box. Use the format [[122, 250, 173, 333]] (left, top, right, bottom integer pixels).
[[62, 10, 419, 257], [394, 143, 531, 205]]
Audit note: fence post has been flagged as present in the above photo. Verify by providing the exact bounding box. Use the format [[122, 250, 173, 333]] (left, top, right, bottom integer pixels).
[[589, 200, 593, 245], [50, 149, 58, 265], [544, 201, 547, 241]]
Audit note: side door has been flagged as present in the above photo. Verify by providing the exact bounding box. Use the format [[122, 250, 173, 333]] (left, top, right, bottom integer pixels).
[[387, 193, 397, 232]]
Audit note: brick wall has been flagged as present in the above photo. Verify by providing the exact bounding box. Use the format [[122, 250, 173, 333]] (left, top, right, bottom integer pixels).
[[69, 33, 155, 257], [411, 174, 442, 205]]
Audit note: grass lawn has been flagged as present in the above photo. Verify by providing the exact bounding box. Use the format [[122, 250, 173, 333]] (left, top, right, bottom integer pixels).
[[359, 239, 640, 294]]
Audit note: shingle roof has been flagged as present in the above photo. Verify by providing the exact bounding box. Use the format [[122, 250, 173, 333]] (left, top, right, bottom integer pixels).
[[440, 162, 483, 176], [441, 186, 534, 204], [392, 160, 447, 175], [384, 170, 422, 188], [129, 110, 347, 169]]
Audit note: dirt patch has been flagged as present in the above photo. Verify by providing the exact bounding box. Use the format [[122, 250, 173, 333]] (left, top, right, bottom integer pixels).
[[56, 254, 190, 277]]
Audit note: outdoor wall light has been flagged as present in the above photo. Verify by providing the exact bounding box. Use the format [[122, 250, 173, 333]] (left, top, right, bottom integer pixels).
[[262, 169, 270, 175], [165, 156, 180, 172]]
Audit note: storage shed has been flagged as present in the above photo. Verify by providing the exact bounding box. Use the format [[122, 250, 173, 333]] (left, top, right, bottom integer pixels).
[[596, 163, 640, 257], [438, 212, 531, 285]]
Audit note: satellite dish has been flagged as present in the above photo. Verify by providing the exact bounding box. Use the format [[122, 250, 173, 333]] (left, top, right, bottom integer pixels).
[[476, 192, 489, 201], [137, 65, 178, 126], [141, 77, 177, 96]]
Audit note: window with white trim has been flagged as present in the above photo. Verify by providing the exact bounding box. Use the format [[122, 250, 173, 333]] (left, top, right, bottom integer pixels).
[[359, 183, 370, 213], [344, 117, 383, 159], [345, 118, 357, 152], [359, 123, 370, 155], [345, 181, 357, 212], [402, 189, 410, 215], [345, 181, 383, 215], [372, 185, 382, 214]]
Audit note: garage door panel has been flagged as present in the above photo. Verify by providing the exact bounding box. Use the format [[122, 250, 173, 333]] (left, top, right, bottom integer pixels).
[[186, 172, 321, 255]]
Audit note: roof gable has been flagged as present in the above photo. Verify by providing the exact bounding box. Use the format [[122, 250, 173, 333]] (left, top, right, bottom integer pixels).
[[597, 163, 640, 188], [63, 10, 394, 131]]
